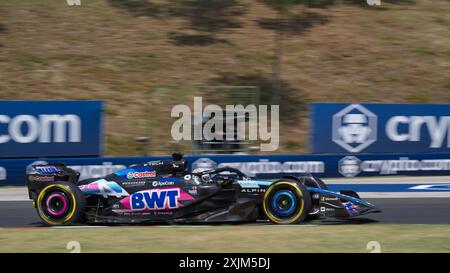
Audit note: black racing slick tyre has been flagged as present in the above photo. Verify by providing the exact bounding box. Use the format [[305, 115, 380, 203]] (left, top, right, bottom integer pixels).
[[263, 179, 312, 224], [35, 182, 86, 226]]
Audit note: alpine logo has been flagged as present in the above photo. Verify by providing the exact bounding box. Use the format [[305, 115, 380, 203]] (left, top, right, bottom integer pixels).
[[126, 171, 156, 180], [130, 189, 180, 211], [332, 104, 377, 152]]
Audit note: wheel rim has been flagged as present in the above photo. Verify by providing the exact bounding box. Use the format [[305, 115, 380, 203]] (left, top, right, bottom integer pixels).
[[39, 189, 74, 222], [45, 193, 69, 216], [265, 184, 304, 222], [272, 190, 296, 216]]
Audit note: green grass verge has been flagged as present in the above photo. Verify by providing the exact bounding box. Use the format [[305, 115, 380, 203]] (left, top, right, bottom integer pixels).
[[1, 224, 449, 253]]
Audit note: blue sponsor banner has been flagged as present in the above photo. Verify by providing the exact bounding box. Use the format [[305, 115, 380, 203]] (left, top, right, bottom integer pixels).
[[311, 103, 450, 153], [0, 101, 104, 157], [1, 153, 450, 186]]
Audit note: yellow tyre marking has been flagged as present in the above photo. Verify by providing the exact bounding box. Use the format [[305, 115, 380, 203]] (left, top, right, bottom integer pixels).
[[263, 181, 305, 224], [36, 184, 77, 225]]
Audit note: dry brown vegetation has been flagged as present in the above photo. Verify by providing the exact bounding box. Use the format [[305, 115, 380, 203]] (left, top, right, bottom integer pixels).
[[0, 0, 449, 155]]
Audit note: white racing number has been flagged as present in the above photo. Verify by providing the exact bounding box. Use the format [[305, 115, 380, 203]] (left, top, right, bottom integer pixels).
[[66, 241, 81, 253], [366, 241, 381, 253]]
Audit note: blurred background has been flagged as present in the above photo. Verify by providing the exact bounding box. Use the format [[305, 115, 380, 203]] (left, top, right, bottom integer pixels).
[[0, 0, 449, 156]]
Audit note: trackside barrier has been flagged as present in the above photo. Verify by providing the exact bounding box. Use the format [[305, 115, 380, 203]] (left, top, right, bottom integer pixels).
[[0, 100, 104, 157], [311, 103, 450, 154], [1, 153, 450, 186]]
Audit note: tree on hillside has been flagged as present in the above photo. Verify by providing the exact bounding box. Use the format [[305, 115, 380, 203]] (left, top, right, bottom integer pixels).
[[261, 0, 305, 105]]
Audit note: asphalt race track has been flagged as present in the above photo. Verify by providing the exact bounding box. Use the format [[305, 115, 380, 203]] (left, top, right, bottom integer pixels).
[[1, 198, 450, 227], [2, 176, 450, 227]]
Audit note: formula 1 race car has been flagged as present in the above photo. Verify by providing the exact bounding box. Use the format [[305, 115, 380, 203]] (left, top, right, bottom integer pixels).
[[26, 153, 381, 226]]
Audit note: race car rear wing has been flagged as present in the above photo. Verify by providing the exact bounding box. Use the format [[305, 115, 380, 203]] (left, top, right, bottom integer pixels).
[[26, 163, 80, 201]]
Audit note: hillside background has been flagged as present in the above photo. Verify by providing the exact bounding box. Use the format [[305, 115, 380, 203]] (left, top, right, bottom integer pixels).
[[0, 0, 449, 156]]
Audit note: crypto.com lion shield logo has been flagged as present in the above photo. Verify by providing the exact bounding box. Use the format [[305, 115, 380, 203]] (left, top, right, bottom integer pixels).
[[332, 104, 377, 153], [338, 156, 362, 178]]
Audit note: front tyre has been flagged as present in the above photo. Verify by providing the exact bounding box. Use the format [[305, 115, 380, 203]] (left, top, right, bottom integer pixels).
[[263, 179, 312, 224], [36, 182, 85, 226]]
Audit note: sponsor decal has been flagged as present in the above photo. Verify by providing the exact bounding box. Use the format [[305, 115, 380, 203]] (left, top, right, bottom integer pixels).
[[26, 161, 49, 174], [385, 116, 450, 149], [26, 161, 126, 181], [339, 156, 362, 177], [117, 187, 194, 212], [79, 180, 129, 198], [241, 188, 266, 193], [238, 181, 267, 193], [188, 186, 198, 196], [35, 166, 60, 174], [192, 157, 324, 178], [126, 171, 156, 180], [0, 167, 6, 181], [152, 181, 175, 187], [0, 114, 81, 144], [320, 207, 335, 213], [333, 104, 377, 152], [184, 174, 201, 184], [29, 175, 55, 182], [153, 211, 174, 216], [343, 202, 359, 216], [314, 103, 450, 153], [321, 196, 339, 202], [238, 181, 260, 188], [130, 188, 180, 211], [339, 156, 450, 177], [122, 181, 146, 187], [148, 161, 164, 166], [219, 160, 324, 177]]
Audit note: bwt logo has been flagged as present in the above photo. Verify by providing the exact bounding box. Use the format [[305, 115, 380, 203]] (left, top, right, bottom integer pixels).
[[333, 104, 377, 152], [131, 189, 180, 211], [0, 114, 81, 144]]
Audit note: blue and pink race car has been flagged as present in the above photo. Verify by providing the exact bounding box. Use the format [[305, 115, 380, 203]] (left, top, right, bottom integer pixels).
[[26, 153, 380, 225]]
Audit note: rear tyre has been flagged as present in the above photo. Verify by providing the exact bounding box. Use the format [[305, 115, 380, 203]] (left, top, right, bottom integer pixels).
[[263, 179, 311, 224], [36, 182, 86, 226]]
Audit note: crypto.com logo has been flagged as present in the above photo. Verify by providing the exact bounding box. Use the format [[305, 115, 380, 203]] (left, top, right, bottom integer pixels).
[[332, 104, 377, 153], [338, 156, 362, 178], [66, 0, 81, 6], [171, 97, 279, 152]]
